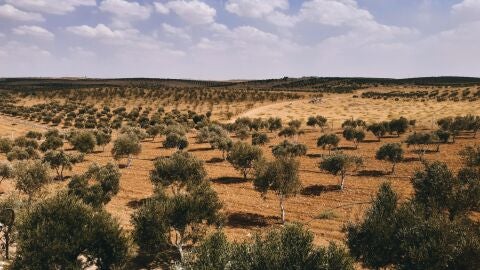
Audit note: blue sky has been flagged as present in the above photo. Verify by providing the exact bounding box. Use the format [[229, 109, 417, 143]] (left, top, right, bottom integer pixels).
[[0, 0, 479, 79]]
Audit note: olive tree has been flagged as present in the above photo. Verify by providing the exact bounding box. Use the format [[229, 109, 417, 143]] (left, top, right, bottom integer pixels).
[[251, 132, 269, 146], [68, 130, 96, 153], [13, 160, 51, 205], [13, 193, 129, 269], [43, 150, 83, 181], [376, 143, 404, 174], [317, 133, 340, 154], [272, 140, 307, 158], [267, 117, 282, 132], [94, 129, 112, 151], [342, 127, 365, 149], [306, 115, 328, 131], [253, 158, 301, 223], [389, 117, 409, 137], [150, 151, 206, 194], [405, 132, 435, 160], [367, 122, 389, 141], [111, 133, 141, 167], [67, 162, 121, 208], [0, 138, 13, 153], [319, 153, 363, 190], [163, 133, 189, 150], [0, 162, 13, 184], [227, 142, 263, 180]]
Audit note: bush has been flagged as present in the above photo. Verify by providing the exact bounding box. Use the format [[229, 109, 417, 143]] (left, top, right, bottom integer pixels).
[[0, 138, 13, 153], [68, 130, 96, 153], [227, 142, 263, 180], [319, 153, 363, 190], [272, 140, 307, 158], [13, 193, 129, 269], [111, 134, 141, 167], [13, 160, 51, 204], [342, 127, 365, 149], [25, 131, 42, 140], [252, 132, 269, 146], [375, 143, 404, 174], [0, 162, 13, 183], [39, 135, 63, 152], [150, 151, 206, 192], [186, 224, 354, 270], [68, 162, 121, 208], [317, 134, 340, 153], [163, 133, 189, 150]]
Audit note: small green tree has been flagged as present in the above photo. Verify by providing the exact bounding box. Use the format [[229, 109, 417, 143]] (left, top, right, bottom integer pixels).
[[68, 162, 121, 208], [252, 132, 269, 146], [389, 117, 409, 137], [68, 130, 97, 153], [376, 143, 404, 174], [406, 132, 435, 160], [342, 127, 365, 149], [267, 117, 282, 132], [111, 134, 141, 167], [317, 133, 340, 154], [272, 140, 307, 158], [0, 162, 13, 184], [367, 122, 389, 141], [42, 150, 82, 181], [94, 129, 112, 151], [319, 153, 363, 190], [150, 151, 206, 193], [13, 193, 129, 269], [39, 135, 63, 152], [227, 142, 263, 180], [13, 160, 51, 205], [253, 158, 301, 223], [209, 134, 233, 159], [0, 138, 13, 153], [163, 133, 189, 150]]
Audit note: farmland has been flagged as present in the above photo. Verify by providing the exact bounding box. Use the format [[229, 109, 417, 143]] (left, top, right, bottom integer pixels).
[[0, 77, 479, 268]]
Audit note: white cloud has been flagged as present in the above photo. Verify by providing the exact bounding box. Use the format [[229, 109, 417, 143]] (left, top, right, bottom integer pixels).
[[154, 2, 170, 15], [99, 0, 152, 21], [0, 4, 44, 21], [452, 0, 480, 21], [166, 0, 216, 25], [299, 0, 373, 27], [66, 24, 132, 39], [0, 32, 5, 38], [225, 0, 288, 18], [13, 25, 54, 40], [5, 0, 96, 15], [162, 23, 191, 40]]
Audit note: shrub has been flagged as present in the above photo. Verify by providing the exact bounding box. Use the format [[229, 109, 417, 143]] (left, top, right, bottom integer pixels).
[[111, 134, 141, 167], [42, 150, 81, 180], [13, 193, 129, 269], [0, 138, 13, 153], [252, 132, 269, 146], [163, 133, 189, 150], [376, 143, 404, 174], [319, 153, 363, 190], [253, 158, 301, 223], [68, 130, 96, 153], [342, 127, 365, 149], [39, 135, 63, 152], [317, 134, 340, 154], [227, 142, 263, 180], [272, 140, 307, 158], [13, 160, 51, 204]]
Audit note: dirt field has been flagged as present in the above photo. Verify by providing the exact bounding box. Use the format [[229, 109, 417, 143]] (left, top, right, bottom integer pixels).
[[1, 94, 479, 247]]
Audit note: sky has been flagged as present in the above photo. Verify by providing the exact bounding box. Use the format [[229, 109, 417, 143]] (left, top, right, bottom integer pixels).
[[0, 0, 479, 79]]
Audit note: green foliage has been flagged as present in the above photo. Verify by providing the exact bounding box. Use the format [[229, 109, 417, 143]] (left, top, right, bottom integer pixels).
[[227, 142, 263, 180], [39, 134, 64, 152], [13, 193, 129, 269], [253, 158, 301, 223], [0, 162, 13, 182], [13, 160, 51, 204], [111, 133, 142, 165], [0, 137, 13, 153], [267, 117, 282, 132], [278, 126, 300, 138], [14, 136, 38, 149], [42, 150, 82, 180], [342, 119, 366, 129], [306, 115, 328, 129], [252, 132, 269, 146], [68, 162, 121, 208], [317, 133, 340, 153], [375, 143, 404, 173], [68, 130, 97, 153], [186, 224, 354, 270], [272, 140, 307, 158], [93, 129, 112, 150], [150, 151, 206, 192], [389, 117, 409, 136], [319, 153, 363, 190], [163, 132, 189, 150], [460, 145, 480, 167], [25, 131, 42, 140], [342, 127, 365, 149], [367, 122, 389, 141]]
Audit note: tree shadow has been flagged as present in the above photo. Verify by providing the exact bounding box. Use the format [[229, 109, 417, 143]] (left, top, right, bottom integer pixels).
[[226, 212, 281, 228], [211, 176, 247, 184], [127, 198, 149, 209], [188, 147, 213, 152], [301, 184, 341, 196], [337, 146, 357, 151], [357, 170, 388, 177], [403, 157, 420, 162], [206, 157, 224, 164], [362, 139, 380, 143], [307, 153, 323, 158]]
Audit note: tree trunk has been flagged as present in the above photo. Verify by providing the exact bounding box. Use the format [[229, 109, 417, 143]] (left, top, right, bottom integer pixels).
[[340, 172, 346, 190], [176, 231, 185, 262], [127, 155, 132, 168], [243, 170, 247, 180], [279, 194, 286, 224], [391, 162, 396, 174]]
